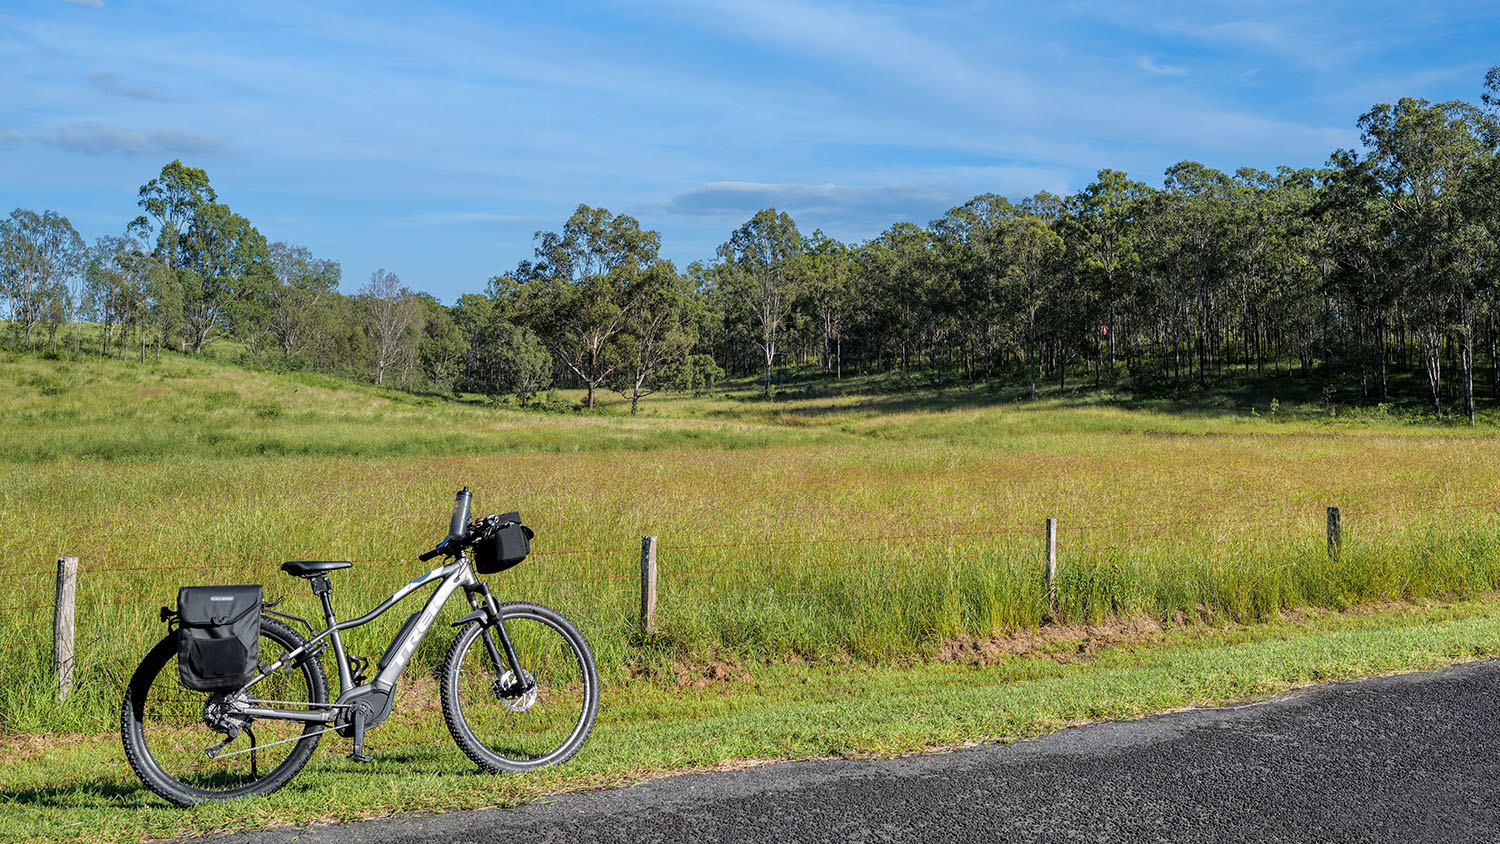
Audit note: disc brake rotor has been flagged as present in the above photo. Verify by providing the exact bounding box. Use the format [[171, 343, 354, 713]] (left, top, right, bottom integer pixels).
[[494, 670, 538, 712]]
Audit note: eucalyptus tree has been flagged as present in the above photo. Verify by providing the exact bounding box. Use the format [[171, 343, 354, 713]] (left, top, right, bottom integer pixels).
[[1448, 142, 1499, 422], [266, 242, 341, 360], [932, 193, 1015, 379], [610, 261, 699, 414], [179, 202, 272, 353], [685, 259, 742, 375], [1319, 150, 1398, 396], [859, 222, 936, 374], [715, 208, 803, 394], [1446, 220, 1495, 422], [1160, 162, 1233, 386], [1470, 70, 1500, 405], [84, 233, 151, 356], [1007, 196, 1065, 399], [416, 294, 465, 389], [1482, 65, 1500, 143], [801, 230, 854, 378], [144, 258, 183, 360], [1068, 170, 1150, 376], [133, 162, 272, 355], [1358, 96, 1488, 413], [1268, 169, 1329, 379], [362, 268, 424, 385], [1222, 168, 1276, 374], [527, 205, 661, 408], [451, 291, 495, 390], [466, 280, 552, 402], [1021, 191, 1093, 389], [0, 209, 85, 349], [134, 160, 216, 272], [479, 320, 552, 402]]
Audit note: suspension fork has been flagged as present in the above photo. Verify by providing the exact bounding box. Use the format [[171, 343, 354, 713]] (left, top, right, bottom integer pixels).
[[467, 583, 531, 693]]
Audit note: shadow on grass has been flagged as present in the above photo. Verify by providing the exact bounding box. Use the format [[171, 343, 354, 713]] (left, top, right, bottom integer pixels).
[[0, 778, 162, 810], [707, 366, 1476, 428], [0, 760, 459, 812]]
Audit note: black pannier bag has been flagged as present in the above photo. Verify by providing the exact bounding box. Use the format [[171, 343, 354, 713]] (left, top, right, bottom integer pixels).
[[177, 585, 262, 692], [472, 511, 534, 574]]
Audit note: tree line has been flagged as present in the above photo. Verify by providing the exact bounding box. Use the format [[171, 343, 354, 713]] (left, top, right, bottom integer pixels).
[[3, 69, 1498, 418]]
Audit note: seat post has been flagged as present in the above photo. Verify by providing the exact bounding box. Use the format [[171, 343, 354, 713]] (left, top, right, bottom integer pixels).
[[308, 574, 335, 621], [308, 573, 354, 691]]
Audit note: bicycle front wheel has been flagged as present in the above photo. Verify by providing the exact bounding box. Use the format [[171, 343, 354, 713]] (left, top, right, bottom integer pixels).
[[121, 617, 328, 806], [441, 601, 599, 772]]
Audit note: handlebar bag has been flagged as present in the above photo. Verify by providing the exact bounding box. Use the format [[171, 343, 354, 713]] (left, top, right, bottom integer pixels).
[[473, 512, 534, 574], [177, 585, 262, 692]]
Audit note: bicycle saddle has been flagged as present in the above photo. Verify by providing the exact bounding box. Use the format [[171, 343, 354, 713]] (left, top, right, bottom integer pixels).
[[280, 560, 353, 577]]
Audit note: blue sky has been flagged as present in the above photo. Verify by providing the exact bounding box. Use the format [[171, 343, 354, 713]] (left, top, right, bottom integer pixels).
[[1, 1, 1496, 302]]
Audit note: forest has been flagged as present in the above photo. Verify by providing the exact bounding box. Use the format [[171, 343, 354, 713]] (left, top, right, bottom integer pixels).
[[4, 69, 1499, 418]]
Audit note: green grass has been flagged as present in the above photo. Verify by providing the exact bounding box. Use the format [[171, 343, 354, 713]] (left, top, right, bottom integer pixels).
[[3, 350, 1500, 733], [4, 347, 1500, 839], [4, 598, 1500, 843]]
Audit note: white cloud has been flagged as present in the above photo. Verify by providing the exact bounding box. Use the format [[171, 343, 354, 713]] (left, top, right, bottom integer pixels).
[[87, 71, 176, 102], [1156, 17, 1363, 71], [1138, 55, 1187, 76], [661, 181, 958, 219], [40, 123, 230, 156], [0, 129, 22, 150], [643, 0, 1048, 127], [1172, 20, 1287, 51]]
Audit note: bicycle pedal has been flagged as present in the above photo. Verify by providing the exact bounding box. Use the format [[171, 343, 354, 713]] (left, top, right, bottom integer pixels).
[[347, 752, 374, 764]]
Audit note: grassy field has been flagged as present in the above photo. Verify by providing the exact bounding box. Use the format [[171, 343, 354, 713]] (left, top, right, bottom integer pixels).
[[6, 599, 1500, 843], [2, 348, 1500, 838]]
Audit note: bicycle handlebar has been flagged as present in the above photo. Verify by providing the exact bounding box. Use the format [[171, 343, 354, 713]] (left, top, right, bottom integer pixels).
[[419, 487, 522, 563]]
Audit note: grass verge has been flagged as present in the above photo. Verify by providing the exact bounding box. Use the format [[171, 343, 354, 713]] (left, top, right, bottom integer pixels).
[[5, 597, 1500, 843]]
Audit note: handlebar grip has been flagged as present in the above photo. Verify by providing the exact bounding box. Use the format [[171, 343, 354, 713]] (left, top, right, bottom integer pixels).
[[418, 546, 442, 562], [449, 487, 472, 541]]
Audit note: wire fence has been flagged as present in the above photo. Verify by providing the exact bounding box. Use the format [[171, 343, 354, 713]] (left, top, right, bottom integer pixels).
[[2, 500, 1497, 678]]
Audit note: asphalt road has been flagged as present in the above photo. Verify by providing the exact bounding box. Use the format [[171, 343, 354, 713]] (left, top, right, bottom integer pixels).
[[212, 660, 1500, 843]]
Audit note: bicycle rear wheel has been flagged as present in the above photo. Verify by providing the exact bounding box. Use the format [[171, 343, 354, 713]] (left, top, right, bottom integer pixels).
[[441, 601, 599, 772], [121, 617, 328, 806]]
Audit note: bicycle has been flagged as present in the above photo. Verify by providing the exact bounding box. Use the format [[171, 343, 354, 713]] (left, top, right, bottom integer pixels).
[[120, 487, 599, 807]]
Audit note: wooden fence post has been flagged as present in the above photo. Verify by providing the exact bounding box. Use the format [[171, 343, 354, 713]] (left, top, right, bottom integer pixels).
[[640, 536, 658, 636], [54, 556, 77, 702], [1327, 507, 1342, 559], [1045, 518, 1058, 620]]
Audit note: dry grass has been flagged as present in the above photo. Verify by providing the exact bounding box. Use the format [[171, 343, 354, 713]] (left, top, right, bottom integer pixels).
[[2, 350, 1498, 733]]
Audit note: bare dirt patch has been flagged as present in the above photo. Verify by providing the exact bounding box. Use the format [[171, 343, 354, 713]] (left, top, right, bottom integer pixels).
[[0, 731, 111, 761], [630, 655, 754, 688], [934, 616, 1173, 666]]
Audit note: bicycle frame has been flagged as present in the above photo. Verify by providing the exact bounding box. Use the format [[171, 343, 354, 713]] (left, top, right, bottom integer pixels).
[[233, 551, 515, 726]]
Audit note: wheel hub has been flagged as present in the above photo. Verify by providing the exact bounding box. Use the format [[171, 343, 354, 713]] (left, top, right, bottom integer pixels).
[[202, 691, 251, 735], [494, 670, 537, 712]]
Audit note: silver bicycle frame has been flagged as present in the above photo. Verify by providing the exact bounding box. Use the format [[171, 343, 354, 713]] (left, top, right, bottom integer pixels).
[[235, 552, 494, 724]]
